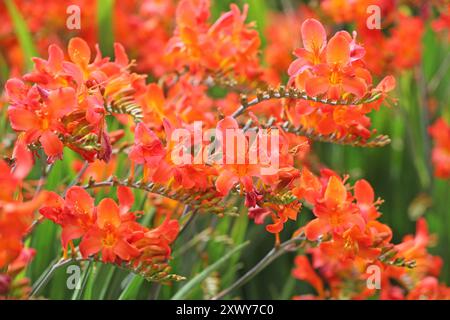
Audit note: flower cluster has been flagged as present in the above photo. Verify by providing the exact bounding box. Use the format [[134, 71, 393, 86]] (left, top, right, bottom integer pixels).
[[288, 18, 373, 101], [166, 0, 262, 81], [285, 19, 395, 141], [292, 218, 450, 300], [0, 142, 44, 269], [6, 37, 143, 162], [0, 142, 46, 299], [0, 248, 36, 299], [0, 0, 448, 301], [320, 0, 425, 75], [0, 0, 176, 77], [39, 186, 179, 268]]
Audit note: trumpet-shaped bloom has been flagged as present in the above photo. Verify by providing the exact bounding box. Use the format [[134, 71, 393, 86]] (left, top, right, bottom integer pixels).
[[79, 198, 141, 263], [305, 176, 365, 240], [129, 123, 166, 167]]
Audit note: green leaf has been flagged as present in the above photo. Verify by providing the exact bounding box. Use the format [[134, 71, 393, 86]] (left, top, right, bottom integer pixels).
[[171, 241, 250, 300], [5, 0, 38, 70], [97, 0, 115, 57], [71, 261, 93, 300], [81, 263, 99, 299], [118, 275, 144, 300], [222, 209, 248, 286], [98, 265, 116, 299]]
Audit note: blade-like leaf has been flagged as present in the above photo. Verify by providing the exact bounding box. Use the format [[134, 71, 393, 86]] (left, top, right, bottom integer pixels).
[[97, 0, 115, 57], [171, 241, 250, 300], [5, 0, 38, 70]]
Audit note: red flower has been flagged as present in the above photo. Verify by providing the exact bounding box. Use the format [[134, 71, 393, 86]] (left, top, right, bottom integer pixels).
[[0, 142, 46, 269], [288, 19, 371, 100], [6, 80, 76, 160], [40, 186, 95, 249], [292, 256, 324, 298], [214, 116, 260, 196], [129, 122, 166, 167], [288, 18, 327, 78], [305, 175, 365, 240], [79, 198, 142, 263], [305, 33, 369, 99], [39, 186, 180, 266], [133, 216, 180, 264]]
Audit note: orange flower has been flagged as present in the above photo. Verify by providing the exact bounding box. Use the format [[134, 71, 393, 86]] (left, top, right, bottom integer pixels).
[[288, 18, 327, 78], [306, 33, 369, 99], [380, 218, 450, 300], [40, 186, 180, 265], [129, 123, 166, 168], [0, 142, 46, 269], [288, 19, 371, 100], [166, 0, 262, 80], [133, 216, 180, 264], [265, 203, 301, 234], [305, 176, 365, 240], [319, 225, 381, 261], [214, 116, 260, 196], [40, 186, 96, 249], [292, 256, 325, 298], [6, 80, 76, 160], [79, 198, 141, 263], [292, 167, 322, 204]]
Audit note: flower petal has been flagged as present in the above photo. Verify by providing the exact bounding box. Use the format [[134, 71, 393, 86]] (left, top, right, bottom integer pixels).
[[305, 76, 329, 97], [79, 229, 103, 258], [47, 87, 77, 119], [266, 220, 284, 234], [68, 37, 91, 69], [39, 131, 64, 158], [97, 198, 121, 229], [12, 140, 33, 180], [324, 176, 347, 208], [65, 186, 94, 216], [114, 239, 140, 261], [301, 19, 327, 53], [305, 218, 331, 240], [114, 43, 129, 66], [355, 179, 374, 205], [215, 169, 239, 196], [47, 44, 64, 71], [342, 76, 367, 98], [8, 108, 40, 132], [61, 224, 85, 249], [118, 186, 134, 214], [326, 34, 350, 65], [376, 75, 396, 93]]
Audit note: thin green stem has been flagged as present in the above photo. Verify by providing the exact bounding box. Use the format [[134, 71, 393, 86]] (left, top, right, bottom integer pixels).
[[211, 234, 307, 300]]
